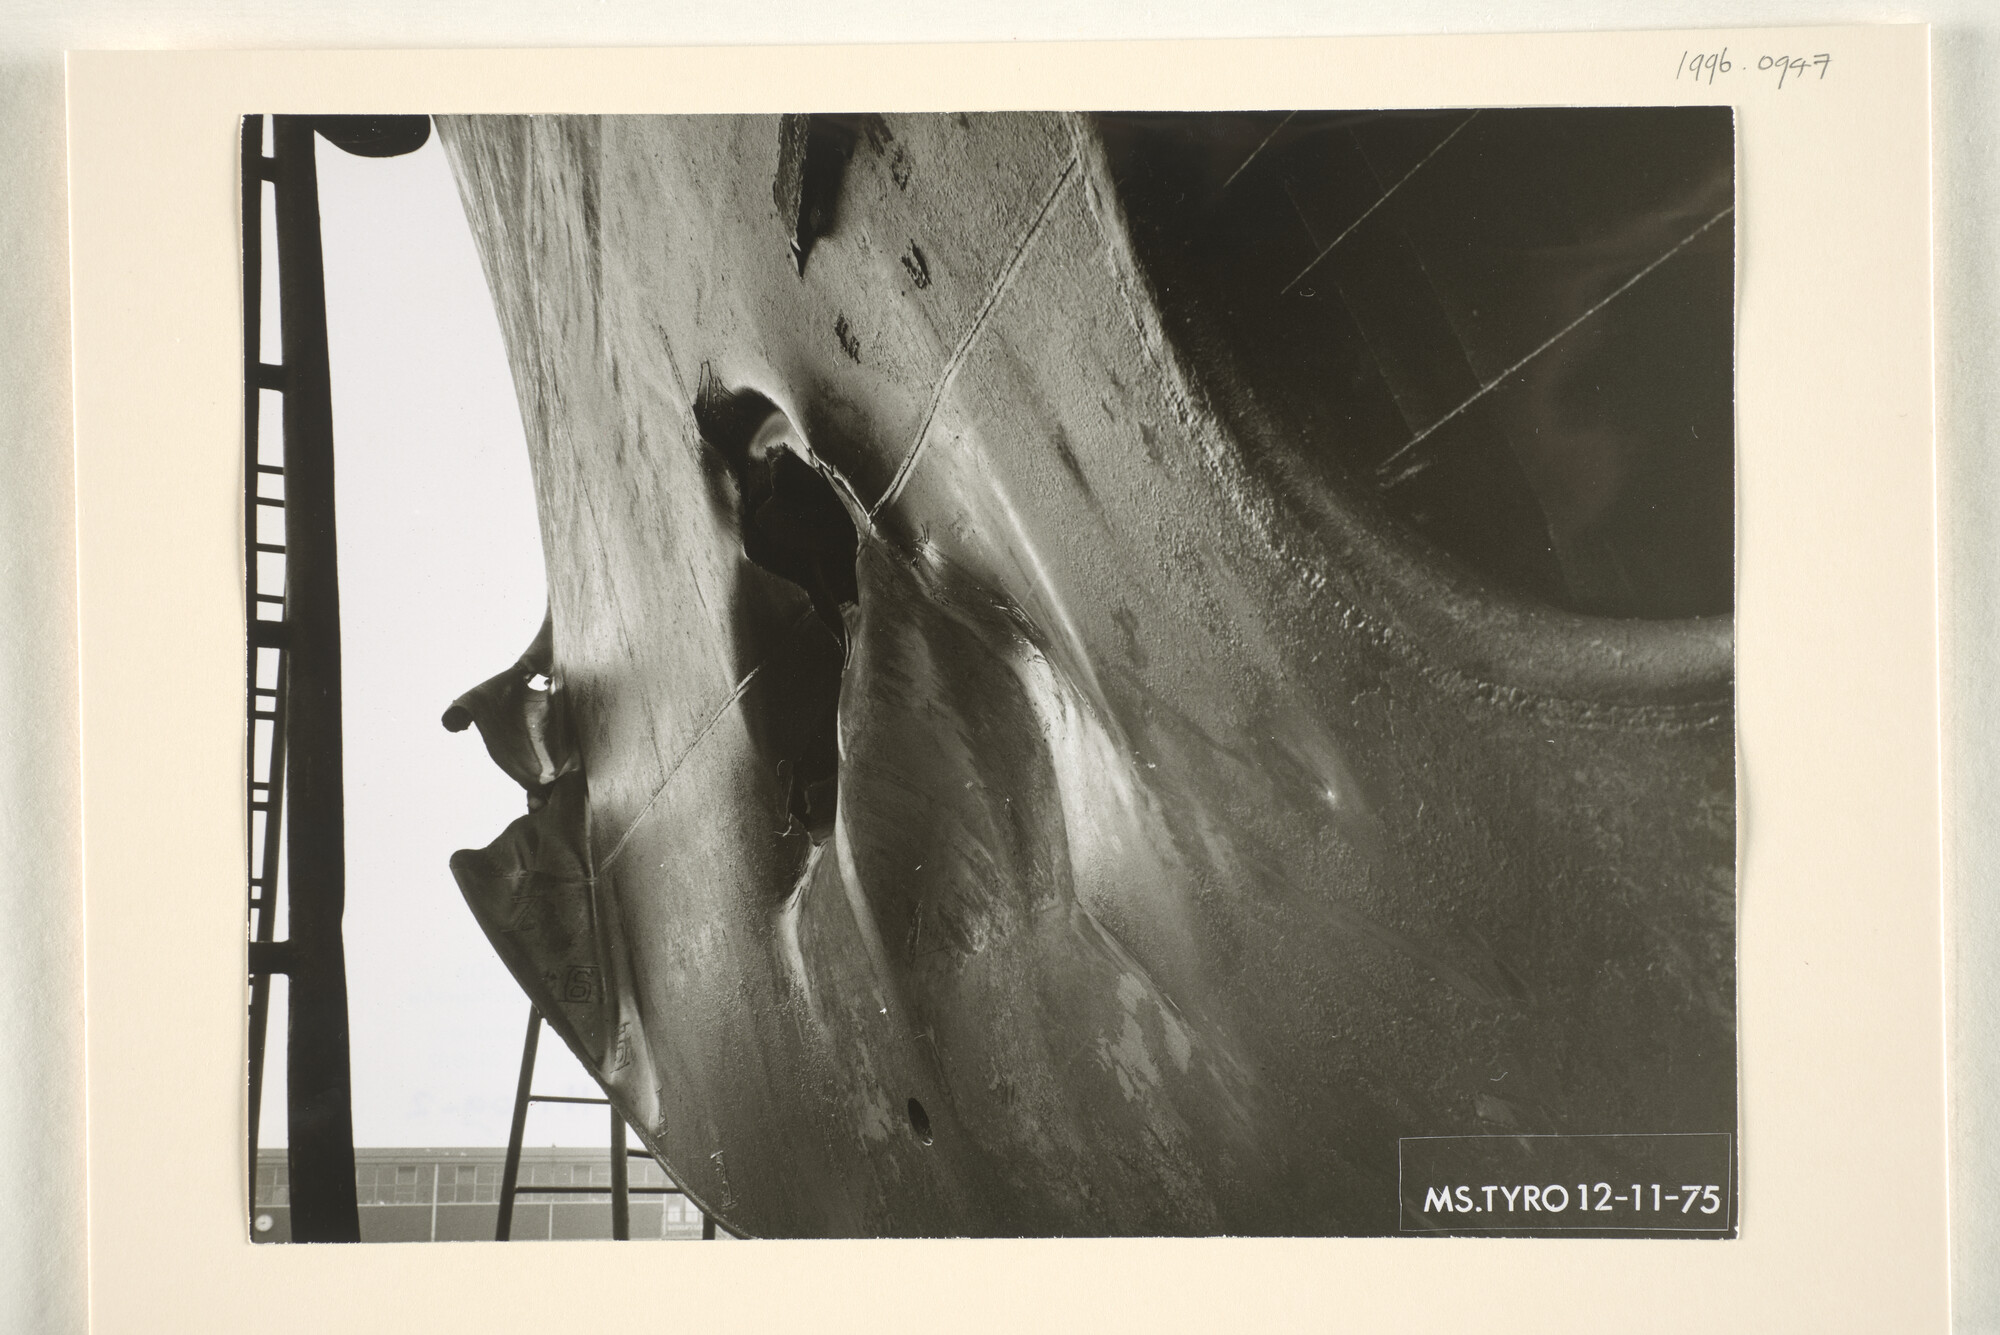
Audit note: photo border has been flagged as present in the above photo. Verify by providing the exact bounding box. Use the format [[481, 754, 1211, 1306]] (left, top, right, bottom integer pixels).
[[68, 28, 1942, 1331]]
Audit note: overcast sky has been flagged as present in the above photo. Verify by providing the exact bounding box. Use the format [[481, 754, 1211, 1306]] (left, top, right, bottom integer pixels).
[[257, 123, 618, 1150]]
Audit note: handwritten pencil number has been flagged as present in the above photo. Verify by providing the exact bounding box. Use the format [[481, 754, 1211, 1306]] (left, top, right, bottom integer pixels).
[[1758, 53, 1834, 88], [1678, 48, 1732, 85], [1678, 48, 1831, 88]]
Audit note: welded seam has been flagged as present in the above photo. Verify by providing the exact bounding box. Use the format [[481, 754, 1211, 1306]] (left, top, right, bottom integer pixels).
[[1218, 110, 1298, 195], [1279, 110, 1480, 296], [870, 154, 1079, 521], [1376, 203, 1737, 480], [597, 662, 764, 873], [1281, 177, 1324, 249]]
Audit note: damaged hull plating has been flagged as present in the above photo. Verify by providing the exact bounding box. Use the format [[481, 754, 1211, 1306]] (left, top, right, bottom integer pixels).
[[438, 111, 1736, 1236]]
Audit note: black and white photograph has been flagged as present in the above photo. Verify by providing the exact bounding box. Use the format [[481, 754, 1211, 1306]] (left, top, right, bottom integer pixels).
[[242, 105, 1738, 1242]]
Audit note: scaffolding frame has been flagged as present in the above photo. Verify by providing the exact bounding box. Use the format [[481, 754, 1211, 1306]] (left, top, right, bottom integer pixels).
[[243, 113, 364, 1244]]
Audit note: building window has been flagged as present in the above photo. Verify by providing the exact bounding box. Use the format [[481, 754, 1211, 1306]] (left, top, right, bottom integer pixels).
[[255, 1165, 290, 1208]]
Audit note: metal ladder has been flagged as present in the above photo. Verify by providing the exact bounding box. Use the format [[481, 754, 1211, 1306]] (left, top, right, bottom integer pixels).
[[242, 109, 440, 1245], [242, 112, 362, 1243], [495, 1006, 719, 1241]]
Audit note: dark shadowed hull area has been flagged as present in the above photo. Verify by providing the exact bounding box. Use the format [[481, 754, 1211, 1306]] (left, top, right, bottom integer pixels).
[[436, 110, 1736, 1236]]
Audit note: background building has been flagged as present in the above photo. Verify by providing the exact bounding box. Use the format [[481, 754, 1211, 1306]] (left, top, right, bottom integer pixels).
[[252, 1148, 717, 1243]]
